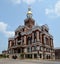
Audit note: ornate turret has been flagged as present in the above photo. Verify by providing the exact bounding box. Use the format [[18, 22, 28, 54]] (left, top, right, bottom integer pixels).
[[24, 7, 35, 28]]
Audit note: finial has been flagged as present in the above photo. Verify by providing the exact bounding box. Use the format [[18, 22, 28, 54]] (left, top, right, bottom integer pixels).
[[27, 6, 32, 14], [27, 6, 32, 18]]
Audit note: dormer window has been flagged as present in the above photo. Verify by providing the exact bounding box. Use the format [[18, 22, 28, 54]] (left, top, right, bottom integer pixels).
[[18, 32, 21, 37], [45, 29, 48, 33]]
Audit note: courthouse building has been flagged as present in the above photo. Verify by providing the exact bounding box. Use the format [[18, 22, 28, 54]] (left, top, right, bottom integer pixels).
[[8, 7, 55, 60]]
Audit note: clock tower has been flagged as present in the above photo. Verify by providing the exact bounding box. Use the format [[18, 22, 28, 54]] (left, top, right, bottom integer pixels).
[[24, 7, 35, 28]]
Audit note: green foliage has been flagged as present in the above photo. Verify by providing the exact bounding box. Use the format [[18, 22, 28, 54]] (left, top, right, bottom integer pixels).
[[20, 53, 24, 59], [6, 55, 9, 58], [0, 54, 9, 58]]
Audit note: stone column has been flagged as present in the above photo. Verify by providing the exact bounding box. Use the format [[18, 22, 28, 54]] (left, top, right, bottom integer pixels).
[[24, 48, 27, 53], [24, 54, 25, 59], [10, 41, 12, 47], [36, 31, 40, 42], [24, 35, 26, 45], [32, 54, 34, 59], [40, 33, 42, 43], [16, 39, 17, 45], [42, 54, 44, 59], [44, 35, 46, 44], [32, 32, 34, 43], [48, 37, 50, 46]]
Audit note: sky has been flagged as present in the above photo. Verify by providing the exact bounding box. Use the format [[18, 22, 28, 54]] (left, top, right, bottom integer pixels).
[[0, 0, 60, 53]]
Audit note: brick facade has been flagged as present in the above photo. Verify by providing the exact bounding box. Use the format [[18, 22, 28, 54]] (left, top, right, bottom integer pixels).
[[8, 7, 55, 60]]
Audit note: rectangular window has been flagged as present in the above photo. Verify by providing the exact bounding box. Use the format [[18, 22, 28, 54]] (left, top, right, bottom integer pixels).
[[27, 47, 32, 52], [32, 46, 36, 51], [45, 37, 49, 45], [27, 37, 32, 45], [40, 54, 42, 58]]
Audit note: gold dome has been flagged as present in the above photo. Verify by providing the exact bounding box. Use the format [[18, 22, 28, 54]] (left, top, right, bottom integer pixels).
[[27, 11, 32, 14]]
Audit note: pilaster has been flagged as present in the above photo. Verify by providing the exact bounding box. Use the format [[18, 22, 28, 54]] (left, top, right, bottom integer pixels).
[[32, 32, 34, 43], [36, 31, 40, 42], [32, 54, 34, 59], [24, 36, 27, 45], [40, 33, 42, 43]]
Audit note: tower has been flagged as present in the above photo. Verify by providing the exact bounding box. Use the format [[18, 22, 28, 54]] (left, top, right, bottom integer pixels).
[[24, 7, 35, 28]]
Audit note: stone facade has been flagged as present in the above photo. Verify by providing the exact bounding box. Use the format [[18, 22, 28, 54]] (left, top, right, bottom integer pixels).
[[8, 7, 55, 60]]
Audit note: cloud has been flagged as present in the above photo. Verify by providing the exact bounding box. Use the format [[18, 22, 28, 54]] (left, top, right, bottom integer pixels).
[[10, 0, 43, 5], [4, 31, 14, 37], [55, 0, 60, 16], [11, 0, 21, 4], [0, 22, 8, 32], [45, 8, 54, 15], [23, 0, 36, 4], [0, 22, 14, 37], [45, 0, 60, 17]]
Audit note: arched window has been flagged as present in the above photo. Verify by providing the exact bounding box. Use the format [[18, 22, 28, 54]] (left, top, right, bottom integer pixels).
[[18, 32, 21, 37], [11, 42, 14, 46], [33, 31, 37, 43], [27, 36, 32, 45], [45, 37, 49, 45], [34, 31, 36, 39], [27, 47, 32, 52], [32, 46, 36, 51]]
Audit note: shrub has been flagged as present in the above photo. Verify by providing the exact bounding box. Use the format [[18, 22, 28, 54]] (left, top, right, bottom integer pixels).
[[0, 54, 9, 58], [20, 54, 24, 59]]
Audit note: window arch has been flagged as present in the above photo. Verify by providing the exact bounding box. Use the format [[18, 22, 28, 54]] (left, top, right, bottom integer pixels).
[[27, 36, 32, 45]]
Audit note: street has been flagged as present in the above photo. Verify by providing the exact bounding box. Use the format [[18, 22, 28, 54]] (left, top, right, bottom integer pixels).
[[0, 58, 60, 64]]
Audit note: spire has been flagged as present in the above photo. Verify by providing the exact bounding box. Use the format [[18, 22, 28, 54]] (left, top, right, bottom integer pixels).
[[27, 6, 32, 18]]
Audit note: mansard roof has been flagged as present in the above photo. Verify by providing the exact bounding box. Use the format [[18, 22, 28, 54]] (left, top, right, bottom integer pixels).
[[15, 25, 29, 32], [32, 25, 41, 31], [41, 24, 49, 30], [21, 25, 42, 35]]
